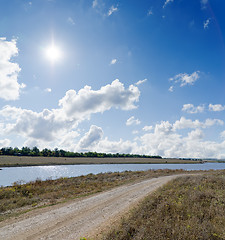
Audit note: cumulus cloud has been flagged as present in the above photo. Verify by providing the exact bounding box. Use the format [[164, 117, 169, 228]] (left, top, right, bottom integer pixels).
[[0, 105, 67, 142], [138, 118, 225, 159], [204, 18, 210, 29], [187, 129, 204, 140], [182, 104, 204, 114], [0, 138, 11, 148], [173, 117, 223, 130], [155, 121, 174, 135], [108, 5, 118, 16], [110, 59, 117, 65], [142, 125, 153, 131], [163, 0, 174, 9], [76, 125, 103, 151], [126, 116, 141, 126], [74, 118, 225, 158], [74, 125, 139, 154], [58, 79, 140, 121], [0, 37, 26, 100], [209, 104, 225, 112], [96, 138, 138, 154], [169, 71, 200, 88], [0, 80, 140, 148], [135, 78, 147, 86]]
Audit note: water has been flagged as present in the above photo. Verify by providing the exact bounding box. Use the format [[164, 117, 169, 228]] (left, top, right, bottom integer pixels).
[[0, 163, 224, 187]]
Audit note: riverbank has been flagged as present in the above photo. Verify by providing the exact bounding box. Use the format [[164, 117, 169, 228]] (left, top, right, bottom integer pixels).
[[0, 174, 191, 240], [101, 170, 225, 240], [0, 169, 193, 222], [0, 155, 204, 167]]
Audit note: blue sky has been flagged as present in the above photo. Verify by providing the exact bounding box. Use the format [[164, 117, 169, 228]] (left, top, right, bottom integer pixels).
[[0, 0, 225, 158]]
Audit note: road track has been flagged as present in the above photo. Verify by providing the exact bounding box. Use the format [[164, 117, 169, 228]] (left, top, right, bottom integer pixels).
[[0, 175, 183, 240]]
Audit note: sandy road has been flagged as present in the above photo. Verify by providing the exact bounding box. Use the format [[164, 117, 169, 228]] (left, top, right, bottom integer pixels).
[[0, 175, 183, 240]]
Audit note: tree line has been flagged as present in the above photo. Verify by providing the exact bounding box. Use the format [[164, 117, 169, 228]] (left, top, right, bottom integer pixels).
[[0, 147, 162, 159]]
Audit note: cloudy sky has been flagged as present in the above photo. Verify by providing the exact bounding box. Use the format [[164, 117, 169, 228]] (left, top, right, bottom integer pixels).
[[0, 0, 225, 159]]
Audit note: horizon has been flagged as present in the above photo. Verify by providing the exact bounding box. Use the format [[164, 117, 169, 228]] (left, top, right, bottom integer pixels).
[[0, 0, 225, 159]]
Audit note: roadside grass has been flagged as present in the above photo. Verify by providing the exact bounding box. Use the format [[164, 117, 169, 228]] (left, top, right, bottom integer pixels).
[[101, 170, 225, 240], [0, 169, 188, 221]]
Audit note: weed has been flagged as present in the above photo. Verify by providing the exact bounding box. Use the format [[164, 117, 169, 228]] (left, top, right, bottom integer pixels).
[[102, 170, 225, 240], [0, 169, 190, 221]]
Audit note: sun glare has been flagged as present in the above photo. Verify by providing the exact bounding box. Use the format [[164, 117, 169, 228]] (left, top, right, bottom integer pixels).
[[45, 45, 62, 63]]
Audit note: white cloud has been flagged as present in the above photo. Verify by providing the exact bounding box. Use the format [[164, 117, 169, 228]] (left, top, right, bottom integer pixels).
[[108, 5, 118, 16], [58, 79, 140, 121], [188, 129, 204, 140], [135, 78, 147, 86], [204, 18, 210, 29], [0, 138, 11, 148], [57, 131, 80, 150], [132, 130, 139, 135], [92, 0, 98, 8], [163, 0, 174, 9], [74, 126, 138, 154], [96, 137, 138, 154], [67, 17, 75, 25], [44, 88, 52, 93], [0, 38, 25, 100], [209, 104, 225, 112], [155, 121, 174, 135], [169, 71, 200, 88], [76, 125, 103, 151], [126, 116, 141, 126], [138, 118, 225, 159], [0, 80, 140, 147], [168, 86, 174, 92], [220, 131, 225, 139], [110, 59, 117, 65], [182, 104, 204, 114], [71, 118, 225, 158], [142, 125, 153, 131], [147, 9, 153, 16], [173, 117, 223, 130]]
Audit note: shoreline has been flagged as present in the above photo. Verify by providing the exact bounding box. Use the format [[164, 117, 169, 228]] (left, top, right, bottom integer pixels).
[[0, 155, 205, 167]]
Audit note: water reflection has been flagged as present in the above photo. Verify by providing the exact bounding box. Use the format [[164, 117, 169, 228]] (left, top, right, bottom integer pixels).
[[0, 163, 225, 187]]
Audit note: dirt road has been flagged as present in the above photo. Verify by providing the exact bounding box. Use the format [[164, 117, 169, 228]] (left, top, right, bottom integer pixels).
[[0, 175, 182, 240]]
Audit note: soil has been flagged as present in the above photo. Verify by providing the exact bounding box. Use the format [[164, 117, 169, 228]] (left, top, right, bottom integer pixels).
[[0, 175, 185, 240]]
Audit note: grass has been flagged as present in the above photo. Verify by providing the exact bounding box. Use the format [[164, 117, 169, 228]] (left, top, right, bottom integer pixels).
[[101, 170, 225, 240], [0, 155, 203, 167], [0, 169, 188, 221]]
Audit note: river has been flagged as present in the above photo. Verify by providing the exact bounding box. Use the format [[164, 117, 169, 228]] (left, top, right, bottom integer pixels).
[[0, 162, 225, 187]]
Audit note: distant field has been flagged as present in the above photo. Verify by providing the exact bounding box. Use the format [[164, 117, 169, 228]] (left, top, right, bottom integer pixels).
[[0, 155, 203, 167]]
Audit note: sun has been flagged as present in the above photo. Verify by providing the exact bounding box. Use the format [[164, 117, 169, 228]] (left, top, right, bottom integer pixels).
[[45, 44, 62, 63]]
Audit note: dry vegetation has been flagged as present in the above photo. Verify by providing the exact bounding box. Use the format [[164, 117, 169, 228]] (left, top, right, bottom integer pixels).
[[0, 155, 203, 167], [0, 169, 187, 221], [101, 170, 225, 240]]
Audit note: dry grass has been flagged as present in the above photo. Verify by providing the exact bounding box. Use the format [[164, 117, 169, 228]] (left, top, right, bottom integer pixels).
[[102, 170, 225, 240], [0, 169, 188, 221], [0, 155, 203, 167]]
